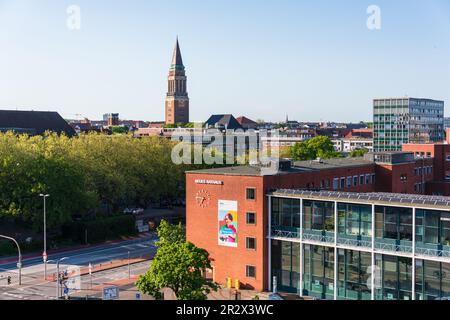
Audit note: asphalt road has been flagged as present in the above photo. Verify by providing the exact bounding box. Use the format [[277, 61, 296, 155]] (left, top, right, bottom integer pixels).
[[0, 234, 157, 300]]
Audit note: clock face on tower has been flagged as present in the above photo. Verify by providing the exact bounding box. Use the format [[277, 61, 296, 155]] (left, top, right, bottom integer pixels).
[[196, 190, 211, 208]]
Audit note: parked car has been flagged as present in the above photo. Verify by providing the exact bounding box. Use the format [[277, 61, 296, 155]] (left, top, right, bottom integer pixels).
[[132, 208, 145, 215]]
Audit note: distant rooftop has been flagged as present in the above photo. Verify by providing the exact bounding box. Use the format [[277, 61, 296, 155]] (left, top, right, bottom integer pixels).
[[270, 190, 450, 210], [0, 110, 76, 137]]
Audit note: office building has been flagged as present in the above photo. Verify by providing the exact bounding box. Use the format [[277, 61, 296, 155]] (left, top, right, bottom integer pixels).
[[373, 98, 444, 152], [186, 147, 450, 300]]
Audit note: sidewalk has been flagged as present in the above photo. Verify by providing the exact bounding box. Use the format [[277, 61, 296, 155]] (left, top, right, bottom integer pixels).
[[208, 287, 270, 301], [44, 258, 150, 281]]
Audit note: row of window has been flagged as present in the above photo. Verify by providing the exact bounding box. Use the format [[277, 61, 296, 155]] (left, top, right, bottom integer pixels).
[[414, 166, 433, 176], [414, 152, 433, 159], [332, 174, 375, 190], [245, 188, 258, 278]]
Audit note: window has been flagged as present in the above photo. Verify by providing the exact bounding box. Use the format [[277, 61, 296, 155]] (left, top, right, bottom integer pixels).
[[246, 188, 256, 200], [333, 178, 339, 190], [246, 212, 256, 225], [340, 178, 346, 189], [353, 176, 358, 187], [360, 175, 365, 185], [246, 237, 256, 250], [365, 174, 371, 185], [400, 174, 408, 182], [246, 265, 256, 278], [347, 177, 352, 188]]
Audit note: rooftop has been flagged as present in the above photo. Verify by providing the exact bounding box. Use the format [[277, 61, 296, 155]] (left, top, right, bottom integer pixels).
[[187, 157, 374, 176], [269, 189, 450, 210], [0, 110, 76, 137]]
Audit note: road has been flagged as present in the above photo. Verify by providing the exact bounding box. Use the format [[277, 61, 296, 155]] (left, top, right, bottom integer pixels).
[[0, 234, 157, 300]]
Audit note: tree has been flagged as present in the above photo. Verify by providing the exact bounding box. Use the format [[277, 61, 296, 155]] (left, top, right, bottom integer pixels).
[[156, 220, 185, 245], [110, 126, 129, 135], [136, 220, 218, 300], [349, 149, 369, 158], [289, 136, 342, 161]]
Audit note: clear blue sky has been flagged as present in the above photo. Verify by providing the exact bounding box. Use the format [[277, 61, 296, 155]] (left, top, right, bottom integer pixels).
[[1, 0, 449, 122]]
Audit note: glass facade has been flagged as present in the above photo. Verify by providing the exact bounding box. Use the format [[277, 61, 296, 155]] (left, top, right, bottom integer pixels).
[[374, 255, 413, 300], [373, 98, 444, 152], [271, 198, 300, 232], [303, 200, 334, 233], [303, 245, 335, 299], [337, 249, 372, 300], [338, 203, 372, 237], [271, 240, 300, 293], [415, 260, 450, 300], [416, 209, 450, 254], [270, 195, 450, 300]]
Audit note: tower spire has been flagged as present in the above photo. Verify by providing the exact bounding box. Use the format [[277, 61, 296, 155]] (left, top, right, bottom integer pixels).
[[171, 37, 184, 70], [166, 37, 189, 125]]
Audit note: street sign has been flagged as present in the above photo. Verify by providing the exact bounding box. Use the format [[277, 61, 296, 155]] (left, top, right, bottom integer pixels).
[[136, 293, 141, 300], [103, 286, 119, 300], [43, 252, 47, 262], [17, 262, 22, 268]]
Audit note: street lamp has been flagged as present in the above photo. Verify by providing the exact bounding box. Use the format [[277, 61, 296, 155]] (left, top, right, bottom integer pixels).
[[48, 257, 68, 300], [128, 251, 131, 279], [39, 194, 50, 280]]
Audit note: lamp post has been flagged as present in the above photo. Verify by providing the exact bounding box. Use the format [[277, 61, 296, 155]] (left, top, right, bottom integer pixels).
[[0, 235, 22, 285], [48, 257, 68, 299], [128, 251, 131, 279], [40, 194, 50, 280]]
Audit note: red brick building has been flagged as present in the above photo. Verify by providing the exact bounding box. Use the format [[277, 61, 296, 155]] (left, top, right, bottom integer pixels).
[[186, 149, 450, 292], [402, 143, 450, 195], [165, 38, 189, 125]]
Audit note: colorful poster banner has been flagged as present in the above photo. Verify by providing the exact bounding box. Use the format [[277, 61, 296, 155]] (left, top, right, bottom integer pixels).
[[218, 200, 238, 247]]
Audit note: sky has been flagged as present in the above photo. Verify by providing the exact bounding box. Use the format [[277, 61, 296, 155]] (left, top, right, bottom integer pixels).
[[0, 0, 449, 123]]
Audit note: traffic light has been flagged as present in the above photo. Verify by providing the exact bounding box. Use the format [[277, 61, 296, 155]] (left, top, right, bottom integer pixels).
[[7, 276, 11, 285]]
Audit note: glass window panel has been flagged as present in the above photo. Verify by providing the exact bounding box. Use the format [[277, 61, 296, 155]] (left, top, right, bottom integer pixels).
[[282, 199, 292, 227]]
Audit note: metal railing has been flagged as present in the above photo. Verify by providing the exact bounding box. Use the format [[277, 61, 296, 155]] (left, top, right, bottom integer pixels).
[[337, 237, 372, 249]]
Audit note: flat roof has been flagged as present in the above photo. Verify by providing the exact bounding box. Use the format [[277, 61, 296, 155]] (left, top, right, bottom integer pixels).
[[293, 157, 373, 170], [270, 190, 450, 211], [187, 157, 374, 176]]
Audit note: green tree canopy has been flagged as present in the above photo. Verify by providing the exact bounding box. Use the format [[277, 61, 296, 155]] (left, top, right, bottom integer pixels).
[[349, 149, 370, 158], [289, 136, 343, 161], [136, 220, 218, 300]]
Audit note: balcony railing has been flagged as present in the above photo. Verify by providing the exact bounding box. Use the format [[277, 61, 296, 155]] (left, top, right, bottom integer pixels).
[[374, 239, 413, 254], [416, 244, 450, 258], [337, 235, 372, 249], [271, 227, 300, 239]]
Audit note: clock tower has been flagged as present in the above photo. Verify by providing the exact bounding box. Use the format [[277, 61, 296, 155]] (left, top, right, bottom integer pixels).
[[165, 38, 189, 125]]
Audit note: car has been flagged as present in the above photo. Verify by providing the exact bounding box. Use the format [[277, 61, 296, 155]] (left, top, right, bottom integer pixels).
[[123, 208, 133, 214], [132, 208, 144, 215]]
